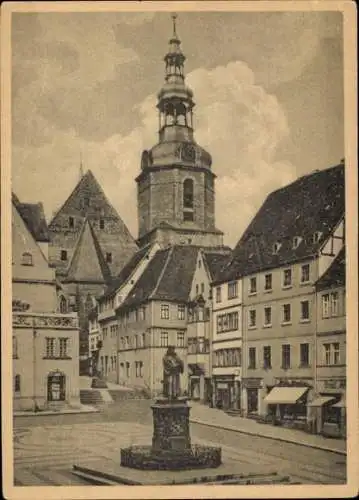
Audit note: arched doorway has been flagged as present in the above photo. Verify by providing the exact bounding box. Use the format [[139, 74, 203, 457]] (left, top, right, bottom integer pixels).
[[47, 371, 66, 402]]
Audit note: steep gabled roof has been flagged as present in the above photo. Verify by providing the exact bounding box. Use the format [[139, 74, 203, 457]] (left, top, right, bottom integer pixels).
[[64, 218, 111, 283], [203, 251, 232, 282], [13, 193, 49, 243], [102, 243, 154, 298], [118, 245, 200, 310], [217, 163, 345, 283], [316, 247, 345, 290]]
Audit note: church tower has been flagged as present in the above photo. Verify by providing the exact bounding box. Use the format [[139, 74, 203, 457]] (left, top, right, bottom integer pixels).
[[136, 15, 223, 248]]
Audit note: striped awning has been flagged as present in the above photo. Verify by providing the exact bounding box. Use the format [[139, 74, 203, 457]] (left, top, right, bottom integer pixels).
[[264, 386, 308, 405], [308, 396, 335, 407]]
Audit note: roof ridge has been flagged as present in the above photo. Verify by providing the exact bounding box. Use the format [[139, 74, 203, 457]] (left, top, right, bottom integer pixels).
[[149, 246, 174, 299]]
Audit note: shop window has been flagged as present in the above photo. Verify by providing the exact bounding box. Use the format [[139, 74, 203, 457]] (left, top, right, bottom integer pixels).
[[281, 344, 291, 369], [21, 252, 33, 266]]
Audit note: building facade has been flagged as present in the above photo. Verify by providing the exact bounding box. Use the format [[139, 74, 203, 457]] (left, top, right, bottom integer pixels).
[[12, 195, 80, 411], [213, 164, 345, 427]]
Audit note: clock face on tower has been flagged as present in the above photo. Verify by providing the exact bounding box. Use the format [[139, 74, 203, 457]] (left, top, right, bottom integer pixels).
[[181, 143, 196, 163]]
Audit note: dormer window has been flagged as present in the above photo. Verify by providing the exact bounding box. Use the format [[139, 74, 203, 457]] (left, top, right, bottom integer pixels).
[[313, 231, 323, 244], [21, 252, 33, 266], [292, 236, 302, 249], [272, 242, 282, 255]]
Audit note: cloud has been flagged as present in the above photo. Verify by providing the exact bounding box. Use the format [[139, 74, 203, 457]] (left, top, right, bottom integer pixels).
[[13, 60, 297, 247]]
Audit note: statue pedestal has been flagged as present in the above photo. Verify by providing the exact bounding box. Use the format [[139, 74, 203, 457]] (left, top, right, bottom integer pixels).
[[151, 398, 191, 455]]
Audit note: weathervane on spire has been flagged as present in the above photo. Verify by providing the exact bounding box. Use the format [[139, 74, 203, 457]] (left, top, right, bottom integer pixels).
[[171, 13, 178, 37]]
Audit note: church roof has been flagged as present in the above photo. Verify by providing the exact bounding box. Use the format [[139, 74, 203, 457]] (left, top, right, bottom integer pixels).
[[118, 245, 199, 310], [316, 247, 345, 291], [64, 218, 111, 283], [12, 193, 49, 243], [216, 163, 345, 283]]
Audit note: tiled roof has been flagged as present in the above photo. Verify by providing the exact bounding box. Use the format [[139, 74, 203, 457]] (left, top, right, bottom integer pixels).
[[102, 244, 153, 298], [217, 164, 345, 283], [13, 194, 50, 243], [316, 247, 345, 290], [118, 245, 200, 310], [64, 218, 111, 283], [203, 251, 232, 282]]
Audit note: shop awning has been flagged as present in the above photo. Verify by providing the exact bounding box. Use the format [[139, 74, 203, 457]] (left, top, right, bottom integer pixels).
[[264, 386, 308, 405], [332, 396, 346, 408], [308, 396, 335, 407]]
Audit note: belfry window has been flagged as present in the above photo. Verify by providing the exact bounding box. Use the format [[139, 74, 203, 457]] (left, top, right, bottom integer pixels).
[[183, 179, 194, 209]]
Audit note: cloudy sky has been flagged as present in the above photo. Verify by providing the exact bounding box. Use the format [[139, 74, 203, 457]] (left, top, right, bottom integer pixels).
[[11, 9, 344, 247]]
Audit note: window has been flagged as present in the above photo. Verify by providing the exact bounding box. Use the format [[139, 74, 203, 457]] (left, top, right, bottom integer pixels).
[[214, 348, 241, 367], [14, 374, 21, 393], [300, 300, 310, 321], [183, 211, 194, 222], [106, 252, 112, 263], [249, 277, 257, 294], [126, 362, 130, 377], [272, 242, 282, 254], [323, 343, 340, 365], [293, 236, 302, 249], [59, 296, 67, 314], [300, 343, 309, 367], [313, 231, 323, 243], [263, 346, 271, 369], [61, 250, 68, 261], [69, 216, 74, 228], [142, 333, 146, 348], [248, 347, 256, 369], [160, 304, 170, 319], [282, 303, 291, 323], [13, 336, 18, 358], [84, 196, 90, 208], [249, 309, 257, 328], [282, 344, 291, 369], [228, 281, 238, 299], [216, 286, 222, 303], [177, 332, 185, 347], [264, 274, 272, 291], [59, 338, 69, 358], [330, 292, 339, 317], [100, 219, 105, 229], [183, 178, 194, 208], [195, 284, 199, 295], [46, 338, 56, 358], [177, 304, 185, 320], [21, 252, 33, 266], [217, 312, 239, 333], [322, 294, 330, 318], [198, 260, 201, 269], [160, 331, 168, 347], [134, 335, 138, 349], [264, 307, 272, 326], [301, 264, 310, 283], [283, 269, 292, 287]]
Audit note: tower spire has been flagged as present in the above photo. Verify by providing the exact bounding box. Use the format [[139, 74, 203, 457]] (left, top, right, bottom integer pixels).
[[171, 13, 177, 38], [79, 152, 84, 181]]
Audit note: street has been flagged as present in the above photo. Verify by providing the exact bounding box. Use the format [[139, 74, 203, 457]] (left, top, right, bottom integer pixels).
[[13, 400, 346, 486]]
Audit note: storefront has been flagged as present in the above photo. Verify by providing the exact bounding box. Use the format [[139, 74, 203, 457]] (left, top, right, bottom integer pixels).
[[213, 375, 241, 411], [264, 383, 310, 427], [242, 378, 262, 416], [188, 364, 212, 404]]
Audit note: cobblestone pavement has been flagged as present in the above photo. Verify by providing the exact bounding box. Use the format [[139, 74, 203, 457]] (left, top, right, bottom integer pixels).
[[13, 402, 346, 486]]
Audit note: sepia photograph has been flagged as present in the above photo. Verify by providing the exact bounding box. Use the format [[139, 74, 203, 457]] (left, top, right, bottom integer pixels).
[[1, 1, 358, 499]]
